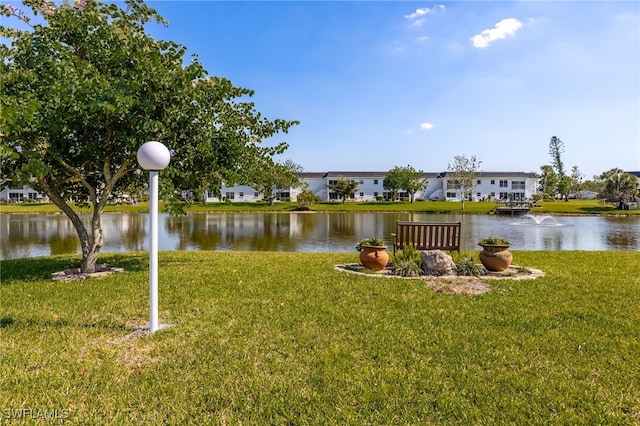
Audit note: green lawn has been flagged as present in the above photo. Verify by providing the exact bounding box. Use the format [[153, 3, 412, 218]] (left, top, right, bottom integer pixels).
[[2, 199, 638, 215], [1, 251, 639, 424]]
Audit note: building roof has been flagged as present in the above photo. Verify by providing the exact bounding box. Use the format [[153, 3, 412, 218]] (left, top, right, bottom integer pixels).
[[298, 171, 539, 179], [325, 171, 388, 178], [474, 172, 538, 178], [298, 172, 328, 179]]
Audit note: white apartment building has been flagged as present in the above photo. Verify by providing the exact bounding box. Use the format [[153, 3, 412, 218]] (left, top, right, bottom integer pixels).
[[1, 171, 540, 204], [0, 185, 49, 203], [210, 171, 539, 203]]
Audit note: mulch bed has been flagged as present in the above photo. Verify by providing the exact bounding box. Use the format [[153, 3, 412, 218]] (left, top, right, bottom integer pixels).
[[335, 264, 544, 295]]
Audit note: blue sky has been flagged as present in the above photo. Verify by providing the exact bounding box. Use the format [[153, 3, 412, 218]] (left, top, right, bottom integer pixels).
[[144, 1, 639, 179], [10, 1, 640, 178]]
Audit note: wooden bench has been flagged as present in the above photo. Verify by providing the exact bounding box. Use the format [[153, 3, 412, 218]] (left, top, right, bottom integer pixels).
[[391, 221, 461, 253]]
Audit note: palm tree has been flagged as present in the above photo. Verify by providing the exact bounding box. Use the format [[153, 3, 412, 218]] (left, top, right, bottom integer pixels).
[[599, 168, 639, 209]]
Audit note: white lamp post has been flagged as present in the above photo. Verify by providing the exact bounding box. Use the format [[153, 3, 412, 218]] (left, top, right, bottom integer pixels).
[[137, 141, 171, 333]]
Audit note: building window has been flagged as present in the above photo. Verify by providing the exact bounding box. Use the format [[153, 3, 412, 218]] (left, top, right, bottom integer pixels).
[[499, 180, 508, 188], [239, 192, 244, 198], [512, 181, 525, 190], [446, 191, 457, 199], [477, 192, 481, 198], [328, 180, 338, 185], [490, 192, 495, 197], [374, 179, 379, 185], [225, 192, 234, 200], [374, 192, 379, 197], [499, 192, 509, 199], [359, 179, 364, 184], [359, 192, 364, 197], [477, 180, 481, 185], [490, 180, 495, 185], [254, 192, 259, 197]]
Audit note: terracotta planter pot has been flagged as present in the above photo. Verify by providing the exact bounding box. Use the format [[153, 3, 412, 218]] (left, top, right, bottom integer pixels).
[[358, 245, 389, 271], [479, 245, 513, 272]]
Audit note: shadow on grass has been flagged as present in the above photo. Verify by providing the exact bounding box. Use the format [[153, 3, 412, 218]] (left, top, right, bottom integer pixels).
[[0, 314, 139, 333], [0, 253, 148, 283], [578, 206, 620, 214], [0, 317, 15, 328]]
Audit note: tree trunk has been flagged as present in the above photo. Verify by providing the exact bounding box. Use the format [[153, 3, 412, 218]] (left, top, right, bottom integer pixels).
[[37, 180, 104, 273], [80, 209, 104, 273]]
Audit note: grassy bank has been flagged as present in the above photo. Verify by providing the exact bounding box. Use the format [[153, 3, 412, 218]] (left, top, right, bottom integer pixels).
[[2, 199, 638, 215], [1, 251, 639, 424]]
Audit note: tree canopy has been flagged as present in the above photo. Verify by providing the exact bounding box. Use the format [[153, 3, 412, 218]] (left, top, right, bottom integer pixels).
[[599, 168, 639, 209], [0, 0, 298, 272], [538, 165, 559, 199], [383, 165, 426, 203], [548, 136, 566, 179], [446, 154, 481, 210], [247, 159, 302, 205], [327, 177, 358, 204], [547, 136, 574, 201]]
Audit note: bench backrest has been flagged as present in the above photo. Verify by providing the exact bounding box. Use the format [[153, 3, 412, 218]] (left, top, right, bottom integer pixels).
[[394, 221, 461, 252]]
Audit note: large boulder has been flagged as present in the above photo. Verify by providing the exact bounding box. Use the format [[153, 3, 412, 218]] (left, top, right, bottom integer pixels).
[[421, 250, 457, 276]]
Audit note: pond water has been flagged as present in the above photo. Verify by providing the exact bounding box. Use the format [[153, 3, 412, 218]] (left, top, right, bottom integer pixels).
[[1, 212, 639, 260]]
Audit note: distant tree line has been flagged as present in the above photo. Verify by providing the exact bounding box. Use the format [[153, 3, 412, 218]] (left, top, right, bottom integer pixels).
[[539, 136, 639, 208]]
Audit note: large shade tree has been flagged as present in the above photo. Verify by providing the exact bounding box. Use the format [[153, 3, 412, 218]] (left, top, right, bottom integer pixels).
[[0, 0, 298, 272]]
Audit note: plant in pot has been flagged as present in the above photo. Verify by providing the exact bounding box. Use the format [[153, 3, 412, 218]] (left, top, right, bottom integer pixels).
[[356, 237, 389, 271], [478, 237, 512, 272]]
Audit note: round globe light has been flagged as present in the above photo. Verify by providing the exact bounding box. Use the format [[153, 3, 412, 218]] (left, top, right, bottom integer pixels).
[[137, 141, 171, 171]]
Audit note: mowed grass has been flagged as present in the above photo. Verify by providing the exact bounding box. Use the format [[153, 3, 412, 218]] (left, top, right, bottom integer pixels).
[[1, 251, 639, 424], [3, 199, 638, 215]]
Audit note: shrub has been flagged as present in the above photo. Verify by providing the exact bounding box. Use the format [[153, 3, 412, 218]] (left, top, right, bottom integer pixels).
[[296, 189, 319, 209], [456, 256, 485, 277], [391, 245, 423, 277]]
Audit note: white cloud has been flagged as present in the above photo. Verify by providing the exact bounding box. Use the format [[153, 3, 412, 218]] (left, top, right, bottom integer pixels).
[[420, 122, 435, 130], [405, 8, 430, 20], [470, 18, 523, 48], [405, 5, 445, 22]]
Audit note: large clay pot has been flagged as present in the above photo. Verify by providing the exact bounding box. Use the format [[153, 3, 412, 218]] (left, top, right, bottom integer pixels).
[[479, 245, 513, 272], [359, 245, 389, 271]]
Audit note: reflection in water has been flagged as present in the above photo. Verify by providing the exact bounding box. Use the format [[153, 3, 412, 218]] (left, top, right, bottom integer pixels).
[[2, 212, 639, 259], [602, 217, 639, 250]]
